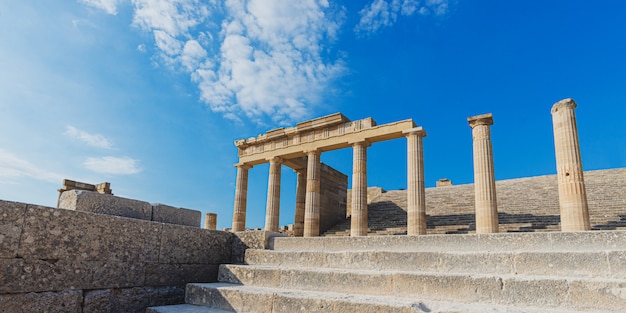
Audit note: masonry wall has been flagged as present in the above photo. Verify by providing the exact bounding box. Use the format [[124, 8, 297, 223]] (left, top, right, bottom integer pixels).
[[319, 163, 348, 233], [0, 200, 234, 313]]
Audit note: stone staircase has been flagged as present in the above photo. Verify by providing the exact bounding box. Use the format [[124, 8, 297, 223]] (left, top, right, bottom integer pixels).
[[324, 168, 626, 236], [147, 231, 626, 312]]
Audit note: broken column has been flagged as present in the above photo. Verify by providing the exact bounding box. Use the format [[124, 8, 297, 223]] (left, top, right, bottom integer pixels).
[[293, 169, 307, 237], [205, 213, 217, 230], [264, 157, 282, 232], [551, 98, 590, 231], [304, 150, 321, 237], [403, 127, 427, 235], [468, 113, 499, 234], [350, 140, 370, 236], [232, 164, 251, 232]]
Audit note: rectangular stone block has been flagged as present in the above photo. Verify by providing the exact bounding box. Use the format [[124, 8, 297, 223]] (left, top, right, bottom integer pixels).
[[438, 252, 514, 275], [393, 273, 501, 302], [186, 283, 274, 312], [0, 200, 26, 258], [499, 277, 569, 307], [513, 251, 610, 278], [0, 290, 82, 313], [567, 279, 626, 311], [152, 203, 201, 227], [158, 224, 232, 264], [145, 263, 219, 286], [18, 205, 161, 262], [608, 251, 626, 279], [58, 190, 152, 220], [325, 251, 385, 271], [233, 230, 287, 263], [109, 286, 185, 313]]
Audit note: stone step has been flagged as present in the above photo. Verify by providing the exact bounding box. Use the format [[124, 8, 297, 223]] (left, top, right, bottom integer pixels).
[[272, 231, 626, 253], [147, 304, 234, 313], [217, 265, 625, 312], [243, 249, 626, 279], [183, 282, 590, 313]]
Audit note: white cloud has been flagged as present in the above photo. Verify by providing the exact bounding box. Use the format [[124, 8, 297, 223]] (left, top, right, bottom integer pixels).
[[64, 125, 114, 149], [83, 156, 141, 174], [80, 0, 123, 15], [0, 149, 64, 183], [355, 0, 449, 34]]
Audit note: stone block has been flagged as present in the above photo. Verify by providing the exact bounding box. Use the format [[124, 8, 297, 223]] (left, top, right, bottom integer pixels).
[[232, 230, 287, 263], [83, 289, 112, 313], [18, 205, 161, 262], [272, 293, 334, 313], [280, 268, 334, 291], [145, 263, 219, 286], [393, 273, 501, 302], [158, 225, 232, 264], [110, 286, 185, 313], [439, 252, 514, 275], [476, 232, 551, 252], [567, 279, 626, 311], [325, 251, 385, 271], [0, 258, 145, 293], [379, 251, 439, 272], [499, 277, 569, 307], [513, 251, 609, 278], [186, 283, 273, 312], [152, 203, 201, 227], [608, 251, 626, 279], [269, 236, 325, 251], [0, 200, 26, 258], [0, 290, 82, 313], [58, 190, 152, 220]]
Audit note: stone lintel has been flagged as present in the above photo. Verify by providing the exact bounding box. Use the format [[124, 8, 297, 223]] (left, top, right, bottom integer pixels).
[[296, 112, 350, 131], [551, 98, 577, 114], [468, 113, 494, 128], [403, 126, 427, 137]]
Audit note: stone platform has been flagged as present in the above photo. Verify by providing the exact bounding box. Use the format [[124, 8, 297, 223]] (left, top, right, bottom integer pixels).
[[148, 231, 626, 312]]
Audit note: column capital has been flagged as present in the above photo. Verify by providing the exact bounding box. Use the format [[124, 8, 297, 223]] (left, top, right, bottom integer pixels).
[[551, 98, 577, 114], [234, 163, 252, 170], [349, 139, 371, 148], [403, 126, 427, 138], [266, 156, 283, 164], [468, 113, 493, 128], [293, 168, 306, 175], [303, 149, 320, 156]]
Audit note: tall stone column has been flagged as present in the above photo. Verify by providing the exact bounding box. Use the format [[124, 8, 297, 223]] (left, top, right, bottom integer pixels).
[[468, 113, 499, 234], [351, 140, 370, 237], [204, 213, 217, 230], [403, 127, 427, 235], [232, 164, 251, 232], [293, 169, 307, 237], [304, 150, 321, 237], [264, 157, 282, 232], [551, 98, 590, 231]]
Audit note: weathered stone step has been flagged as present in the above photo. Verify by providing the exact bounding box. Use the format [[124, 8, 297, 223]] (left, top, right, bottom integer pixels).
[[244, 249, 626, 279], [147, 304, 234, 313], [183, 282, 590, 313], [217, 265, 626, 312], [271, 231, 626, 253]]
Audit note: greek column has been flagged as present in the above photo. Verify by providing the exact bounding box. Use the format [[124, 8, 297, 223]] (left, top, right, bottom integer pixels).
[[264, 157, 282, 232], [468, 113, 499, 234], [232, 164, 251, 232], [303, 150, 321, 237], [204, 213, 217, 230], [293, 169, 307, 237], [551, 98, 590, 231], [403, 127, 427, 235], [351, 140, 370, 236]]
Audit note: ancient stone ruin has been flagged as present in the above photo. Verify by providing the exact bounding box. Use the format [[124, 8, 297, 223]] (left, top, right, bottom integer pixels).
[[1, 98, 626, 312]]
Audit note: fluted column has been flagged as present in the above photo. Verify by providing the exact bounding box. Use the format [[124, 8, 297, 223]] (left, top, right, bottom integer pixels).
[[293, 169, 307, 237], [232, 163, 251, 232], [551, 98, 590, 231], [403, 127, 427, 235], [264, 157, 282, 232], [304, 150, 321, 237], [468, 113, 499, 234], [351, 140, 370, 237], [204, 213, 217, 230]]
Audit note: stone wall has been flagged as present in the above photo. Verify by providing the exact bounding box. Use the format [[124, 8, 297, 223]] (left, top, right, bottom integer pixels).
[[0, 199, 233, 313], [319, 163, 348, 233]]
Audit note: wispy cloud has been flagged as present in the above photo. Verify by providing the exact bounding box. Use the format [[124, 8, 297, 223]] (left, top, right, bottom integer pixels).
[[83, 156, 141, 174], [79, 0, 346, 125], [64, 125, 114, 149], [355, 0, 449, 35], [80, 0, 123, 15], [0, 149, 64, 183]]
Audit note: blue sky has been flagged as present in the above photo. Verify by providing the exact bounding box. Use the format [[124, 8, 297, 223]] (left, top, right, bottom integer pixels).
[[1, 0, 625, 230]]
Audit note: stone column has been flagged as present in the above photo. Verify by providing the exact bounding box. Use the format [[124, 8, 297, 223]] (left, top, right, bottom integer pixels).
[[304, 150, 321, 237], [204, 213, 217, 230], [293, 169, 307, 237], [232, 164, 251, 232], [350, 140, 370, 237], [264, 157, 282, 232], [551, 98, 590, 231], [403, 127, 427, 235], [468, 113, 499, 234]]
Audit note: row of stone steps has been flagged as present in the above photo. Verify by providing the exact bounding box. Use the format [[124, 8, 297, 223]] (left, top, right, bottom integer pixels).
[[149, 231, 626, 312]]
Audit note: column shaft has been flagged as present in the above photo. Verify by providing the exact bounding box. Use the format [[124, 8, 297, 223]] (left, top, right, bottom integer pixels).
[[469, 114, 499, 234], [204, 213, 217, 230], [293, 170, 307, 237], [351, 141, 369, 236], [304, 151, 321, 237], [551, 98, 590, 231], [404, 127, 427, 235], [232, 164, 250, 232], [264, 157, 282, 231]]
